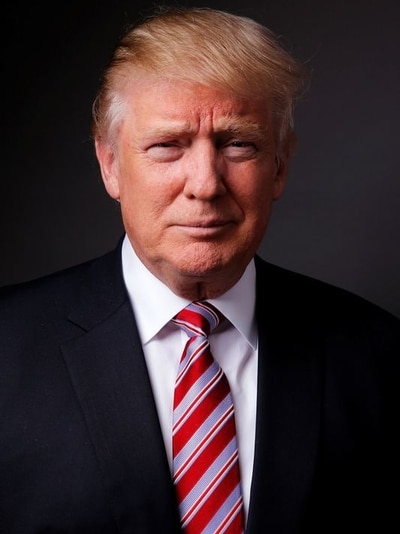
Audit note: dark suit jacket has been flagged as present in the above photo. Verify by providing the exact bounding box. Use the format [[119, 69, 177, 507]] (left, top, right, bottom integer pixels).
[[1, 239, 399, 533]]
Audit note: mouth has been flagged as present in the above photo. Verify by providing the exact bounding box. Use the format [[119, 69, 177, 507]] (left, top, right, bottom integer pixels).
[[176, 219, 233, 237]]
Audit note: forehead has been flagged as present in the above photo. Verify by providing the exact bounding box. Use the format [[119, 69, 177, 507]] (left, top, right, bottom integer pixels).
[[121, 72, 272, 133]]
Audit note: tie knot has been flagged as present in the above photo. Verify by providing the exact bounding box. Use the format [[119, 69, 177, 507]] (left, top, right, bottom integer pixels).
[[173, 301, 222, 338]]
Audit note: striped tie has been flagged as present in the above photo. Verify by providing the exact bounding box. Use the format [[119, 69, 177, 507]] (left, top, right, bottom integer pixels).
[[172, 301, 245, 534]]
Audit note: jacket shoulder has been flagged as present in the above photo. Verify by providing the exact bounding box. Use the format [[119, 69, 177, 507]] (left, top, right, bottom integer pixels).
[[0, 243, 126, 329], [254, 255, 400, 333]]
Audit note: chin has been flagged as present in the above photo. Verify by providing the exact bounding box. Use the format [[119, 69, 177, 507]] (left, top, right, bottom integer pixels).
[[173, 243, 241, 277]]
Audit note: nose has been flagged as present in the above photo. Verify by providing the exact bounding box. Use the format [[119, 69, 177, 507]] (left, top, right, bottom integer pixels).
[[182, 142, 226, 200]]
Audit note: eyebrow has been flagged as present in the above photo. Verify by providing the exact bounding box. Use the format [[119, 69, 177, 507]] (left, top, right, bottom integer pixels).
[[216, 118, 269, 139], [143, 118, 269, 141], [142, 123, 193, 140]]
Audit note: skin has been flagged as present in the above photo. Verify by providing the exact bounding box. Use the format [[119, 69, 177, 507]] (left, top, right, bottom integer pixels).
[[96, 74, 291, 301]]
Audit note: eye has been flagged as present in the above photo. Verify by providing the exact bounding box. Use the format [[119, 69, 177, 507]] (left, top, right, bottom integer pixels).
[[230, 140, 254, 148], [152, 142, 175, 147], [147, 142, 183, 162], [222, 139, 258, 161]]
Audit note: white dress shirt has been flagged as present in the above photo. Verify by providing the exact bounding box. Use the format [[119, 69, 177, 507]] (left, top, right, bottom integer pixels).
[[121, 235, 258, 518]]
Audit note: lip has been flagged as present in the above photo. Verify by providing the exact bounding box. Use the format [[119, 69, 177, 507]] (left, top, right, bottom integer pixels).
[[179, 215, 233, 226], [179, 218, 232, 228], [175, 220, 233, 236]]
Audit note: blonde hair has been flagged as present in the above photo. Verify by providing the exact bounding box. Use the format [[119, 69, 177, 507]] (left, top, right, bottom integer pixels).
[[92, 6, 309, 148]]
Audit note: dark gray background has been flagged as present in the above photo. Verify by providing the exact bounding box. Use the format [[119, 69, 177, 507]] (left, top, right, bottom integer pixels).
[[1, 0, 399, 318]]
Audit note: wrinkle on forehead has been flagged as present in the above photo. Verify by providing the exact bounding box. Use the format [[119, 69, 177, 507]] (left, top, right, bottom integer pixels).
[[122, 73, 273, 142]]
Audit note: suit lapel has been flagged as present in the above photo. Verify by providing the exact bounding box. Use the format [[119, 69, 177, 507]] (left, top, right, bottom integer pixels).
[[60, 245, 180, 532], [246, 258, 322, 533]]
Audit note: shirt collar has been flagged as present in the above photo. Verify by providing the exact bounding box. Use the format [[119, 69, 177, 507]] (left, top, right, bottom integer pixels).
[[121, 235, 257, 350]]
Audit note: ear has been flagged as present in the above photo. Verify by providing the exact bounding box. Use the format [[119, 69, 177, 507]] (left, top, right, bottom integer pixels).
[[272, 132, 296, 200], [95, 137, 120, 200]]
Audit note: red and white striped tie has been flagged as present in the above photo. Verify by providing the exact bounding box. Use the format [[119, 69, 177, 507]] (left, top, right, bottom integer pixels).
[[172, 301, 245, 534]]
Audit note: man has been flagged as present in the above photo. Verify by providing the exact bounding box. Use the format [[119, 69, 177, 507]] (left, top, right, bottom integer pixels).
[[0, 6, 399, 534]]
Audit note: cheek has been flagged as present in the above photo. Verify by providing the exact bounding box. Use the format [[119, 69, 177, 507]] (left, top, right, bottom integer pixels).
[[118, 167, 178, 235], [120, 187, 165, 228], [234, 168, 276, 217]]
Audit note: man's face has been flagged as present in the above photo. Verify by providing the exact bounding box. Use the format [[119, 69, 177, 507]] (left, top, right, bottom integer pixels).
[[96, 75, 289, 295]]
